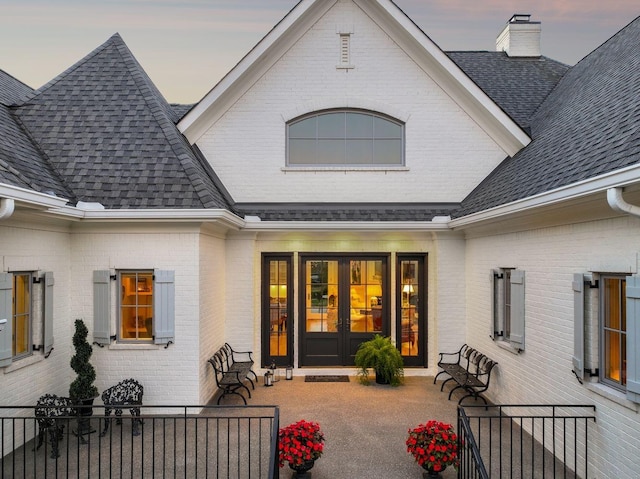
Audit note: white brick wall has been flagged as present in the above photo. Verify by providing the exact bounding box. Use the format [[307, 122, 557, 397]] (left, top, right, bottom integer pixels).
[[70, 225, 202, 406], [0, 216, 72, 450], [198, 230, 227, 404], [0, 216, 72, 405], [465, 214, 640, 479], [227, 230, 458, 374], [197, 0, 506, 204]]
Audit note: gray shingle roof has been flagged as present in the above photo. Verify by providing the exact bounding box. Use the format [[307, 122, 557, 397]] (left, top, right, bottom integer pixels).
[[455, 17, 640, 218], [0, 69, 33, 105], [12, 34, 231, 210], [0, 70, 73, 198], [170, 104, 195, 120], [236, 203, 459, 222], [447, 52, 568, 130]]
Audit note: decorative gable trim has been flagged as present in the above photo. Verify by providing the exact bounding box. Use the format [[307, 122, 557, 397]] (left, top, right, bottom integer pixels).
[[178, 0, 338, 143], [352, 0, 530, 156], [178, 0, 530, 156]]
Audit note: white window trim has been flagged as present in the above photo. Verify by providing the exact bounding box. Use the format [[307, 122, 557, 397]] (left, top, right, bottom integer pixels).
[[281, 166, 410, 173], [117, 270, 155, 344], [574, 271, 640, 406], [598, 274, 627, 391], [286, 109, 405, 168], [93, 269, 175, 348]]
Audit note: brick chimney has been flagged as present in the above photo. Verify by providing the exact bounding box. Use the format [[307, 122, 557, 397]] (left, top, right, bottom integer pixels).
[[496, 14, 541, 57]]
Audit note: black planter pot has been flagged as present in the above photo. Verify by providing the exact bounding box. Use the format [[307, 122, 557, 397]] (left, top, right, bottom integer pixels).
[[421, 464, 446, 478], [73, 397, 97, 439], [289, 459, 315, 478], [375, 370, 389, 385]]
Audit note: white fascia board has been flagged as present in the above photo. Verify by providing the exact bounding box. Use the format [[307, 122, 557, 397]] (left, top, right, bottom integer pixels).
[[450, 163, 640, 228], [354, 0, 530, 156], [0, 183, 69, 209], [242, 220, 451, 232], [44, 206, 245, 229], [178, 0, 338, 144]]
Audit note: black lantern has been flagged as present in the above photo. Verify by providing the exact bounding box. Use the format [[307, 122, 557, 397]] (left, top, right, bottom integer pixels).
[[285, 366, 293, 380], [264, 371, 273, 387]]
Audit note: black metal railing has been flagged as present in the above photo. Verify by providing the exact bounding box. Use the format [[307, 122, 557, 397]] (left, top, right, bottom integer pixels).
[[458, 404, 596, 479], [1, 404, 279, 479]]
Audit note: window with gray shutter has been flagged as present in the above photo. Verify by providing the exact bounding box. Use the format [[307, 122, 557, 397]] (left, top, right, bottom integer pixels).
[[626, 274, 640, 403], [0, 273, 13, 367], [572, 273, 585, 381], [153, 270, 175, 346], [93, 270, 111, 345], [491, 267, 524, 351], [44, 271, 54, 357], [509, 270, 525, 351]]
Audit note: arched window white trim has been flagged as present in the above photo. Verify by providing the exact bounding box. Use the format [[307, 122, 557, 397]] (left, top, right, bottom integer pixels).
[[286, 110, 404, 167]]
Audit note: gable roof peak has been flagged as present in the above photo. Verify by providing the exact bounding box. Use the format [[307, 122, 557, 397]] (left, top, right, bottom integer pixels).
[[179, 0, 530, 155]]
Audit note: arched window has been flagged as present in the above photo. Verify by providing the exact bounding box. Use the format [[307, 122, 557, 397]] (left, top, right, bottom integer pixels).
[[287, 110, 404, 166]]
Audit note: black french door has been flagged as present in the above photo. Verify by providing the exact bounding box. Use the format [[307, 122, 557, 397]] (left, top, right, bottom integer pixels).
[[299, 255, 389, 366]]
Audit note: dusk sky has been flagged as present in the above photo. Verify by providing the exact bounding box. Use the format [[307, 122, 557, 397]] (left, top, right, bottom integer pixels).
[[1, 0, 638, 103]]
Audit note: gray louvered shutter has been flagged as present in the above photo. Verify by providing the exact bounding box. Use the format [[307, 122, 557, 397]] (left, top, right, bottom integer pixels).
[[626, 275, 640, 403], [510, 269, 525, 351], [153, 270, 175, 345], [491, 269, 501, 339], [93, 270, 111, 345], [43, 272, 54, 356], [572, 274, 585, 380], [0, 273, 13, 367]]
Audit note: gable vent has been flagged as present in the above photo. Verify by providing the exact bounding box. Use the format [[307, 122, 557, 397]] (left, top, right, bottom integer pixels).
[[336, 25, 354, 70], [340, 34, 350, 65]]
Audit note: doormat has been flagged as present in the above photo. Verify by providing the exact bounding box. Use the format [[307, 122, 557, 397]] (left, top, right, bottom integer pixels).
[[304, 375, 350, 383]]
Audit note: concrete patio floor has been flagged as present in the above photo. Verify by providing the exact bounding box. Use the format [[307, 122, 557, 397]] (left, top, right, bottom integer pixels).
[[216, 374, 461, 479]]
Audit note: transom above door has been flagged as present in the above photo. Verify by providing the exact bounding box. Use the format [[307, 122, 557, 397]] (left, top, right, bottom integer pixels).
[[300, 255, 389, 366]]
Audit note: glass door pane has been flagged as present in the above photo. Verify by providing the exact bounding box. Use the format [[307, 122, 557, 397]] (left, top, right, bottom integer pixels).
[[397, 255, 426, 367], [349, 260, 383, 333], [300, 255, 388, 367], [306, 260, 339, 332], [269, 260, 288, 357], [400, 260, 418, 356], [262, 255, 293, 367]]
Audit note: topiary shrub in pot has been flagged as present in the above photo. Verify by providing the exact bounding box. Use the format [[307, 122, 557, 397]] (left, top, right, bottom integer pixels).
[[69, 319, 99, 435], [354, 334, 404, 386]]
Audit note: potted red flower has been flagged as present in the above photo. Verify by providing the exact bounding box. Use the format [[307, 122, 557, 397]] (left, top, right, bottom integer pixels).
[[406, 420, 459, 478], [278, 419, 325, 477]]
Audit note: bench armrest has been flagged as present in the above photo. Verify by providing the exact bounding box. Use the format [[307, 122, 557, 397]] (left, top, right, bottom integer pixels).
[[225, 343, 254, 361]]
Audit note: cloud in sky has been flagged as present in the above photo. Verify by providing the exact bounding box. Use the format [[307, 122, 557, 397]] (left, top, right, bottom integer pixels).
[[0, 0, 637, 103]]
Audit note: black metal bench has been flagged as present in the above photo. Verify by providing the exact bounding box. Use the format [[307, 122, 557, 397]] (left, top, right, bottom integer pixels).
[[208, 345, 255, 405], [35, 394, 75, 458], [434, 344, 498, 405], [100, 378, 143, 437], [221, 342, 258, 389]]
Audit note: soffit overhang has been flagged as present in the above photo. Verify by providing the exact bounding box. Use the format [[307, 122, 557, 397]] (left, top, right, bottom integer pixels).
[[450, 163, 640, 235]]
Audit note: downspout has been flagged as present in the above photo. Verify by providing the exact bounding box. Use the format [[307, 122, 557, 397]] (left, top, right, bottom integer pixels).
[[607, 187, 640, 218], [0, 198, 15, 220]]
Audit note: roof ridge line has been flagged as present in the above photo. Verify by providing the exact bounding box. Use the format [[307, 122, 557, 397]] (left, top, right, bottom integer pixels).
[[8, 106, 76, 201], [24, 34, 123, 102], [111, 38, 227, 209]]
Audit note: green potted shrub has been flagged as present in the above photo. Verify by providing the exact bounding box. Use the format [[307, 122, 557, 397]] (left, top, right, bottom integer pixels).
[[69, 319, 99, 435], [354, 334, 404, 386]]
